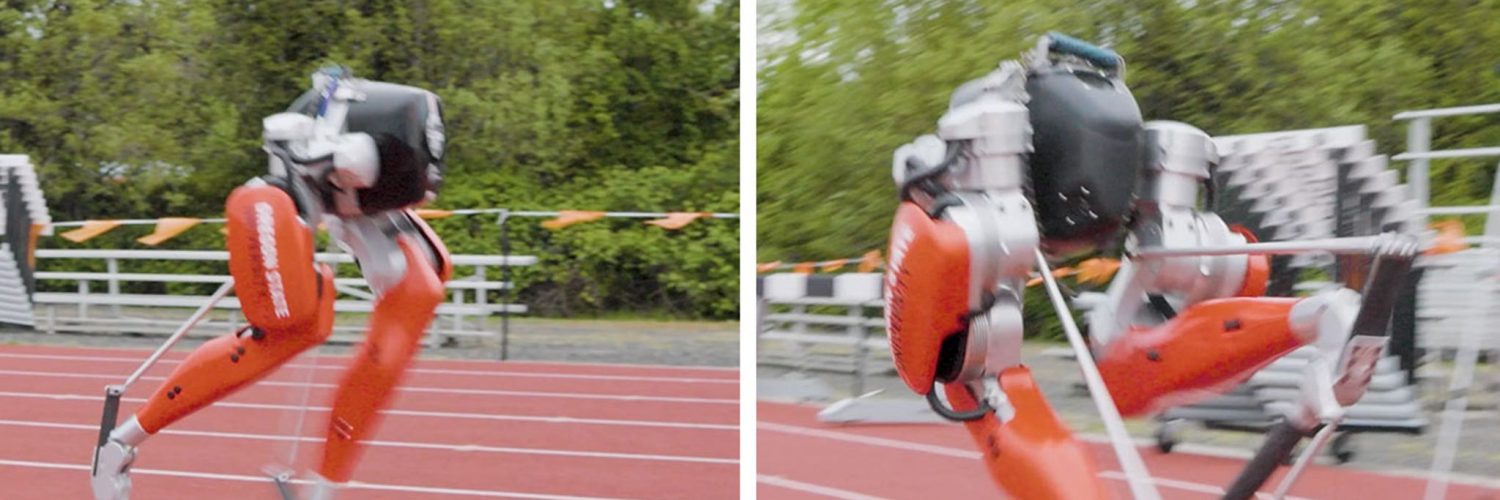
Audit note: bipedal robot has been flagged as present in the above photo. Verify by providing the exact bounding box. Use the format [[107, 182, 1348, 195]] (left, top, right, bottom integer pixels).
[[884, 33, 1417, 499], [90, 67, 451, 500]]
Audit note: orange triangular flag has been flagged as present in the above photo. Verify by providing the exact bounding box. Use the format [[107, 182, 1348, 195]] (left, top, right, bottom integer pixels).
[[60, 220, 123, 243], [1075, 258, 1121, 285], [792, 262, 815, 274], [1026, 267, 1075, 287], [416, 209, 454, 219], [219, 226, 230, 236], [542, 211, 606, 230], [645, 212, 710, 230], [757, 261, 782, 273], [858, 250, 882, 272], [1425, 220, 1468, 256], [819, 260, 846, 273], [27, 223, 44, 267], [136, 218, 201, 246]]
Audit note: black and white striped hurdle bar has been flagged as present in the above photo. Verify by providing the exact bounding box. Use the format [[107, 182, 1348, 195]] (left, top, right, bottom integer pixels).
[[756, 273, 884, 303]]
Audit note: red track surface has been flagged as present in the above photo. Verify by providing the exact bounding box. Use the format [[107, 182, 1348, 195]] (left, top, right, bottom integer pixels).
[[0, 344, 738, 499], [758, 401, 1500, 500]]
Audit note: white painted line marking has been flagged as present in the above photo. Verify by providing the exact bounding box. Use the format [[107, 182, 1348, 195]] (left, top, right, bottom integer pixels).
[[0, 391, 738, 430], [458, 357, 737, 372], [0, 368, 736, 404], [761, 421, 1326, 499], [757, 475, 887, 500], [0, 419, 736, 465], [0, 458, 631, 499], [0, 352, 737, 384], [758, 422, 978, 459], [1097, 471, 1314, 500], [10, 346, 738, 372]]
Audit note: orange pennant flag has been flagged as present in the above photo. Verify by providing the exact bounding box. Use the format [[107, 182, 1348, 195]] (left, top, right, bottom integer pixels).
[[416, 209, 454, 219], [542, 211, 606, 230], [645, 212, 710, 230], [1425, 220, 1468, 256], [858, 250, 882, 273], [819, 260, 846, 273], [27, 223, 44, 267], [60, 220, 123, 243], [757, 261, 782, 273], [1025, 267, 1075, 287], [792, 262, 815, 274], [1075, 258, 1121, 285], [136, 218, 201, 246]]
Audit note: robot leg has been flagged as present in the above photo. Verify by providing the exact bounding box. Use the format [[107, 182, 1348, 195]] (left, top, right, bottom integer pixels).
[[886, 197, 1102, 498], [315, 212, 449, 484], [1096, 297, 1309, 417], [92, 183, 336, 500], [945, 367, 1106, 500]]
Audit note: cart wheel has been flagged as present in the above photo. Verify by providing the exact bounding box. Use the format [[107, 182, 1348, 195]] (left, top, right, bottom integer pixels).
[[1154, 420, 1181, 453], [1329, 432, 1355, 464]]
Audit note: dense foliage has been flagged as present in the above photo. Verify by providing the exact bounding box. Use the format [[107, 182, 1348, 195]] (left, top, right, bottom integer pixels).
[[759, 0, 1500, 338], [0, 0, 739, 319], [760, 0, 1500, 261]]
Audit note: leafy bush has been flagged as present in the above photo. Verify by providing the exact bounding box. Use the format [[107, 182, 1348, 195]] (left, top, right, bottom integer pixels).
[[6, 0, 739, 319]]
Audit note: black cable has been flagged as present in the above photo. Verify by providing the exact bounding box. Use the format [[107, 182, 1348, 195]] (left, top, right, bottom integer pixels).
[[898, 143, 963, 201], [924, 386, 993, 422]]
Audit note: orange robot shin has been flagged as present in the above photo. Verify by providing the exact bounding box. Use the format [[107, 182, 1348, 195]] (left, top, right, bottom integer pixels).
[[946, 368, 1106, 500], [317, 213, 450, 483]]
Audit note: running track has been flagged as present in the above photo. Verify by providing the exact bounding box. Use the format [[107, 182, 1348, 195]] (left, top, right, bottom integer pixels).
[[0, 344, 738, 499], [759, 401, 1500, 499]]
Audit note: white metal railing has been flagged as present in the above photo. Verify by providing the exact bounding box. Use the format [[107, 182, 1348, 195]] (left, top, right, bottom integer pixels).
[[1393, 104, 1500, 500], [1393, 104, 1500, 238], [28, 248, 537, 345], [757, 273, 890, 396]]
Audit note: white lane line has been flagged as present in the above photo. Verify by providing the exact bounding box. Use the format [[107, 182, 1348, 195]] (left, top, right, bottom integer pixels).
[[7, 346, 738, 372], [0, 458, 631, 499], [0, 391, 738, 431], [0, 352, 737, 384], [0, 368, 736, 405], [757, 475, 887, 500], [758, 422, 979, 459], [760, 421, 1324, 499], [1097, 471, 1316, 500], [446, 357, 737, 373], [0, 419, 736, 465]]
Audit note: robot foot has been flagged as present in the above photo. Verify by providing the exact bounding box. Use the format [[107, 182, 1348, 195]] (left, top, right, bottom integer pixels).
[[90, 440, 136, 500], [299, 472, 341, 500]]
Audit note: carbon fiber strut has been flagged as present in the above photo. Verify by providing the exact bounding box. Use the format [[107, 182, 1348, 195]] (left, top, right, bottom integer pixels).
[[1221, 248, 1416, 500], [1222, 421, 1312, 500], [92, 385, 124, 475], [272, 472, 298, 500]]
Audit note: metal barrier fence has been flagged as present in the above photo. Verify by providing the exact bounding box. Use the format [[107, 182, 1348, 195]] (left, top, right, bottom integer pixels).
[[756, 273, 889, 397], [27, 249, 536, 347]]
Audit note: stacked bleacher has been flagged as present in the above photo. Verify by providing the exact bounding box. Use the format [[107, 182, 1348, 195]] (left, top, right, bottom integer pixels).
[[0, 155, 50, 328]]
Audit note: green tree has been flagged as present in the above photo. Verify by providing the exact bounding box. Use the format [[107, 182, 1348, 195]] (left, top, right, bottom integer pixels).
[[758, 0, 1500, 336], [2, 0, 740, 319]]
